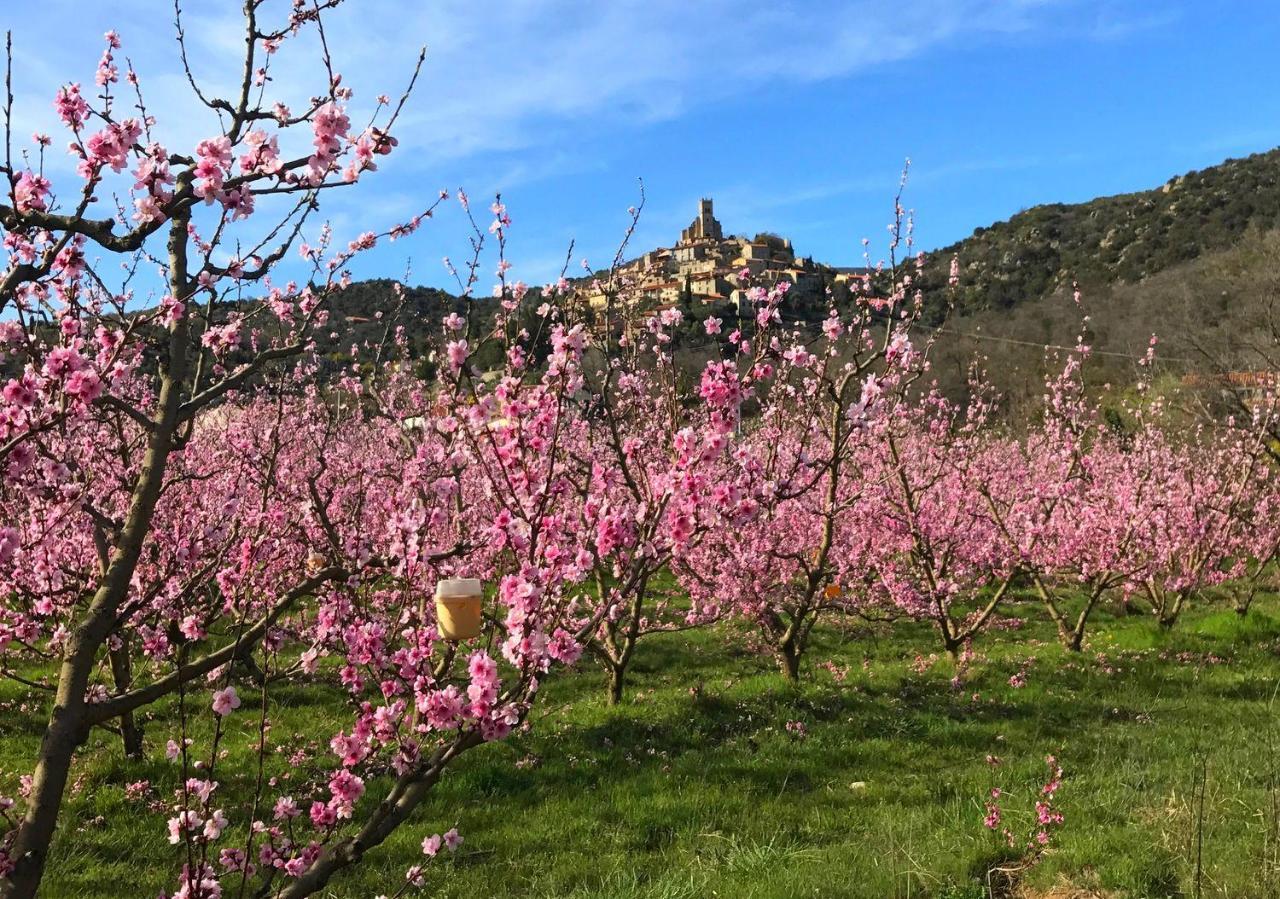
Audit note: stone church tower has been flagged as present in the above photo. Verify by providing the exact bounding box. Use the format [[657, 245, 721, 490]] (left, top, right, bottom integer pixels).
[[680, 198, 723, 244]]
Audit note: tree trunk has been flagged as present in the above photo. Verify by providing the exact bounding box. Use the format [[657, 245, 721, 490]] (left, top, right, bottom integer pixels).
[[274, 734, 483, 899], [778, 639, 801, 682], [599, 579, 645, 707], [1061, 590, 1103, 653], [2, 649, 93, 898], [939, 618, 962, 663], [1066, 626, 1086, 653], [606, 663, 626, 706], [1156, 589, 1186, 630], [3, 195, 194, 899], [109, 638, 144, 759], [234, 648, 267, 686], [1234, 585, 1257, 617]]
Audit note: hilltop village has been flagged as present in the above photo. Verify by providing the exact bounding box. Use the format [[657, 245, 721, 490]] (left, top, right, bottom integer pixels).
[[576, 199, 867, 327]]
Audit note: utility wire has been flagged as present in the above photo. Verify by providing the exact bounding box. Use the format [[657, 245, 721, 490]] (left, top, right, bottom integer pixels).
[[933, 326, 1194, 365]]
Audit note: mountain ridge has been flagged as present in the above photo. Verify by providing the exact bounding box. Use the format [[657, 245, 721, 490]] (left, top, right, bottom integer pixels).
[[915, 146, 1280, 313]]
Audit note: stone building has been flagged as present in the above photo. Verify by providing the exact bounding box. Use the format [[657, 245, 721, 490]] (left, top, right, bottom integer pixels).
[[580, 197, 841, 332], [680, 198, 724, 244]]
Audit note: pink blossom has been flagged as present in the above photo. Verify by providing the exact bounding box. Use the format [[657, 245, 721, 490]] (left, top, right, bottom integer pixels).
[[193, 137, 233, 202], [445, 339, 468, 372], [13, 172, 51, 213], [0, 527, 19, 565], [53, 83, 89, 129], [211, 686, 241, 716], [167, 810, 202, 844]]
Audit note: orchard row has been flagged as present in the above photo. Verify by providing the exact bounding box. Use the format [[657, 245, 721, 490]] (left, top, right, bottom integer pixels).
[[0, 11, 1275, 898]]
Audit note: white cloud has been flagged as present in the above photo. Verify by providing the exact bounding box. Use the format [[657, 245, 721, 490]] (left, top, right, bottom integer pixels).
[[0, 0, 1173, 286], [4, 0, 1103, 169]]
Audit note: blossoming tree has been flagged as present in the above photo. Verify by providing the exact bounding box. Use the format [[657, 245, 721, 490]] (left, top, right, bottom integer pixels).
[[676, 211, 939, 680], [569, 302, 738, 704], [0, 3, 437, 893]]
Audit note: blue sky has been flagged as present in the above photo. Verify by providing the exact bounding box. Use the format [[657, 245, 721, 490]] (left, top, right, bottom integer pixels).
[[7, 0, 1280, 292]]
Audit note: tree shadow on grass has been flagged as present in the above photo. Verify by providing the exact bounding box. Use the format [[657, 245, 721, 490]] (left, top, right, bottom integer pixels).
[[433, 668, 1118, 822]]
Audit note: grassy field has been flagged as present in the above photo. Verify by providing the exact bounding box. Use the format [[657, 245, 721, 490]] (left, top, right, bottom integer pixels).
[[5, 594, 1280, 898]]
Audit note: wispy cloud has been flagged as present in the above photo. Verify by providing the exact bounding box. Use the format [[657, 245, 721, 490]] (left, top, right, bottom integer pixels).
[[6, 0, 1105, 168], [1, 0, 1197, 284], [1087, 7, 1181, 40]]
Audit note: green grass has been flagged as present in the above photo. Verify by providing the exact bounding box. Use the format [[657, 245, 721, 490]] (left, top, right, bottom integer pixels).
[[6, 596, 1280, 898]]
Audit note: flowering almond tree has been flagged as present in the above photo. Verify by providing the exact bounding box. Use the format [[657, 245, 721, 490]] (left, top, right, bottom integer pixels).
[[0, 4, 437, 894], [869, 383, 1018, 660], [568, 302, 740, 704], [1227, 464, 1280, 617], [970, 348, 1154, 651], [234, 304, 596, 898], [1129, 415, 1275, 629], [995, 427, 1155, 652], [676, 220, 938, 681]]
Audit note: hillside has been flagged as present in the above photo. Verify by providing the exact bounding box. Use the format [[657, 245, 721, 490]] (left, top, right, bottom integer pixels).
[[916, 147, 1280, 314], [187, 149, 1280, 412], [317, 279, 469, 379]]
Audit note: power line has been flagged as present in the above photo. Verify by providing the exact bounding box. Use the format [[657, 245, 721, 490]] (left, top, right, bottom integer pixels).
[[933, 326, 1194, 365]]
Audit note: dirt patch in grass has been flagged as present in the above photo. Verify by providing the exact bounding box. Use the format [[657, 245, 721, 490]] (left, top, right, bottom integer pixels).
[[1016, 875, 1122, 899]]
